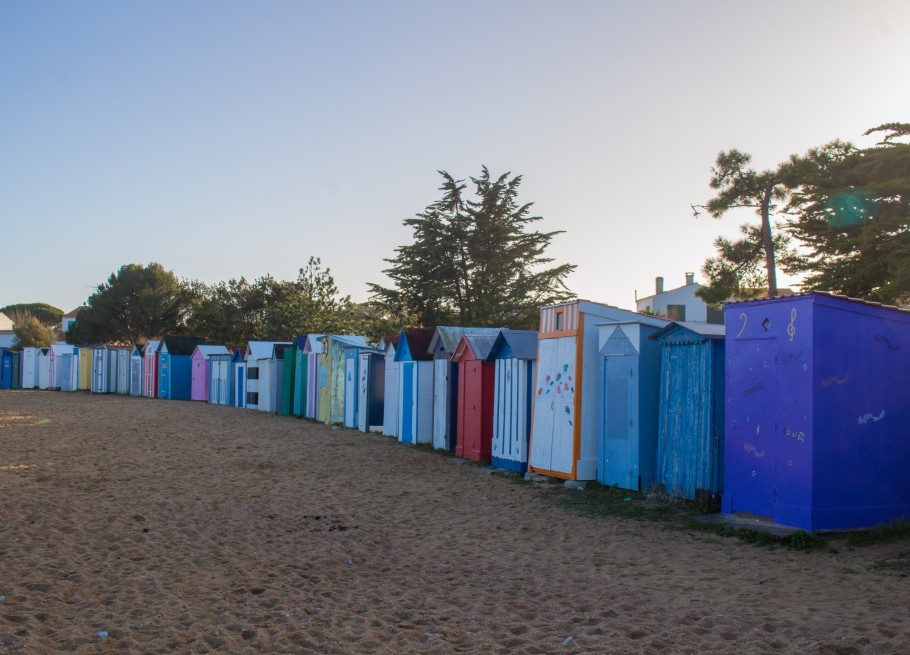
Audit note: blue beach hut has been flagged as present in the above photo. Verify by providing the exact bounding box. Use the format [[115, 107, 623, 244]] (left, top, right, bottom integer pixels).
[[158, 337, 206, 400], [650, 322, 725, 500], [723, 291, 910, 531], [395, 328, 436, 445], [0, 349, 12, 389], [341, 339, 381, 429], [597, 317, 668, 490], [209, 349, 243, 406], [488, 329, 538, 474]]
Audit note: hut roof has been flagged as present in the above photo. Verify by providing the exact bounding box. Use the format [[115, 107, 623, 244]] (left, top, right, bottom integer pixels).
[[246, 340, 292, 361], [452, 333, 499, 362], [159, 336, 207, 355], [193, 344, 231, 358], [489, 329, 539, 361], [396, 327, 436, 361], [723, 290, 910, 315], [650, 321, 725, 341], [428, 326, 503, 355]]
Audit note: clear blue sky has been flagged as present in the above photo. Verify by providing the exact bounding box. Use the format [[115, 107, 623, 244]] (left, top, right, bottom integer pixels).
[[2, 1, 908, 314]]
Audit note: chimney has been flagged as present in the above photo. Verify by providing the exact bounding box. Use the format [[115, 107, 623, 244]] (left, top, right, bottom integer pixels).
[[655, 277, 664, 295], [685, 272, 695, 286]]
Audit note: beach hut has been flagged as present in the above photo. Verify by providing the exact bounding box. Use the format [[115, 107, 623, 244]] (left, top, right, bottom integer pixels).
[[129, 345, 144, 396], [10, 351, 20, 389], [357, 348, 386, 433], [488, 329, 538, 474], [451, 333, 499, 463], [650, 322, 725, 501], [382, 336, 401, 438], [234, 357, 247, 408], [91, 347, 111, 393], [37, 348, 50, 390], [529, 300, 666, 481], [190, 345, 230, 401], [158, 337, 206, 400], [115, 347, 131, 394], [597, 318, 668, 490], [0, 349, 12, 389], [280, 343, 297, 416], [429, 327, 503, 452], [209, 349, 242, 406], [143, 340, 161, 398], [722, 291, 910, 531], [341, 339, 382, 429], [301, 334, 325, 419], [316, 335, 368, 424], [290, 336, 308, 416], [77, 347, 93, 390], [20, 347, 38, 389], [272, 343, 293, 414], [48, 344, 79, 391], [243, 341, 292, 411], [394, 328, 436, 445]]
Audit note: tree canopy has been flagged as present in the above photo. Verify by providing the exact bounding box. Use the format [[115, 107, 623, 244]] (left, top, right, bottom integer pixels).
[[12, 315, 56, 349], [0, 303, 63, 326], [369, 167, 576, 329], [67, 263, 192, 345], [694, 150, 794, 301], [781, 123, 910, 304]]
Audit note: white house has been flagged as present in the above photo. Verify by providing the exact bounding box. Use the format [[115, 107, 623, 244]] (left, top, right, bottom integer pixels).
[[635, 273, 723, 324], [0, 312, 15, 348]]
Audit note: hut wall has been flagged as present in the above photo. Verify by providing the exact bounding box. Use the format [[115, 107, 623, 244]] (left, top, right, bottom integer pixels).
[[20, 348, 38, 389], [492, 358, 534, 474], [383, 349, 400, 437]]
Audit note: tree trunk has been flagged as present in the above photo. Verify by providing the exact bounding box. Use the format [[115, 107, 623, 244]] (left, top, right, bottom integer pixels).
[[760, 181, 778, 296]]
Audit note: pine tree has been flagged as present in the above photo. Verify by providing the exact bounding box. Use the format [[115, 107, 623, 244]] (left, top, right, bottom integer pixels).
[[370, 168, 576, 328]]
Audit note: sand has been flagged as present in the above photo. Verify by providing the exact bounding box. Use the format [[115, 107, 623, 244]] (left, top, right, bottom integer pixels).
[[0, 390, 907, 654]]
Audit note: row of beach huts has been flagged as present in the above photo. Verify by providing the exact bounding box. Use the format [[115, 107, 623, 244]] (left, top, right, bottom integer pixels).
[[2, 292, 909, 532]]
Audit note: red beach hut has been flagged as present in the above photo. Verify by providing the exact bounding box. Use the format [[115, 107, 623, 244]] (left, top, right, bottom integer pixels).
[[451, 333, 499, 463]]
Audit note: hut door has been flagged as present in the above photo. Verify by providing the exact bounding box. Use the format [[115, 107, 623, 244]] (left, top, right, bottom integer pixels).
[[358, 356, 369, 431], [236, 366, 246, 408], [400, 362, 415, 443], [464, 360, 483, 460], [529, 337, 576, 474], [728, 338, 778, 518], [432, 359, 449, 449], [344, 355, 357, 428], [603, 354, 638, 489]]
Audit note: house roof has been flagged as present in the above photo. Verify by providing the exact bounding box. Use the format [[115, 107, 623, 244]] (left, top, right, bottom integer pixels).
[[649, 321, 726, 341], [62, 306, 85, 319], [489, 329, 539, 361]]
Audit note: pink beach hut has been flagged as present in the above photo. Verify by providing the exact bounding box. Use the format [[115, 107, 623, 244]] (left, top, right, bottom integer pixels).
[[143, 340, 161, 398], [191, 344, 230, 401]]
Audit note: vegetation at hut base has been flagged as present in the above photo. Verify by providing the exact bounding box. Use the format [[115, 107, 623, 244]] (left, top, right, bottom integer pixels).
[[11, 313, 57, 349], [696, 121, 910, 305], [0, 303, 62, 327], [369, 167, 577, 330]]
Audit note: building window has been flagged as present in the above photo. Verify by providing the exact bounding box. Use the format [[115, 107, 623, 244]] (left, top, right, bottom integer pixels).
[[667, 305, 686, 321], [247, 367, 259, 380], [555, 311, 564, 330]]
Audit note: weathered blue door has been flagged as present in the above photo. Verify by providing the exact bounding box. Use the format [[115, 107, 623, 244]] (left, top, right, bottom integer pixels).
[[0, 352, 11, 388], [727, 338, 778, 518], [400, 362, 414, 443], [158, 354, 170, 399]]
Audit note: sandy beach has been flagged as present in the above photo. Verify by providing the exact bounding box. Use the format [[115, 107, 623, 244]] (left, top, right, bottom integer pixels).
[[0, 390, 907, 654]]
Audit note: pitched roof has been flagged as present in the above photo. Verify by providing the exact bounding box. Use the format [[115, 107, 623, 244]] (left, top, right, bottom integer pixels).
[[246, 340, 292, 361], [193, 344, 231, 358], [649, 321, 725, 341], [428, 326, 503, 354], [489, 329, 539, 360], [159, 336, 207, 355], [63, 306, 85, 319], [452, 333, 499, 362], [396, 327, 436, 361]]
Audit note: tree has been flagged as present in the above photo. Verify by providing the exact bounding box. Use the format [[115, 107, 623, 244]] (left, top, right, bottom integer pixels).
[[694, 150, 793, 299], [12, 314, 56, 349], [66, 263, 193, 344], [370, 167, 576, 328], [0, 303, 63, 326], [781, 124, 910, 304]]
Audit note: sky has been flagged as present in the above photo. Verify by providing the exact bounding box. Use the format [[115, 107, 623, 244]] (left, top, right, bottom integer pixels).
[[2, 0, 909, 315]]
